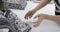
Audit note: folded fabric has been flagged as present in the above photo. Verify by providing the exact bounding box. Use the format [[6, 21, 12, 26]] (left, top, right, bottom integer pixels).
[[5, 10, 31, 32], [0, 11, 17, 32], [1, 0, 27, 10]]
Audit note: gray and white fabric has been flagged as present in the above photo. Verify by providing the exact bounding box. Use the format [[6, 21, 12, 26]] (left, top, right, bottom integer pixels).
[[0, 10, 17, 32], [0, 10, 31, 32], [2, 0, 27, 10], [0, 0, 31, 32], [5, 10, 31, 32]]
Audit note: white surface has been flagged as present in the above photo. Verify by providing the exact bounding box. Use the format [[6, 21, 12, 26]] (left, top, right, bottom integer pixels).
[[0, 29, 9, 32], [10, 1, 60, 32], [1, 1, 60, 32]]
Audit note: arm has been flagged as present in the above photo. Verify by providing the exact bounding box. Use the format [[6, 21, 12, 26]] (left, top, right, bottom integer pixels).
[[25, 0, 52, 19], [46, 15, 60, 23], [33, 0, 51, 12], [34, 14, 60, 27], [35, 14, 60, 23]]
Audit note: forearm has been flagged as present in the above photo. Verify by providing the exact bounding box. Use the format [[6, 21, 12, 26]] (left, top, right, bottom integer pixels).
[[33, 0, 51, 12], [46, 15, 60, 23]]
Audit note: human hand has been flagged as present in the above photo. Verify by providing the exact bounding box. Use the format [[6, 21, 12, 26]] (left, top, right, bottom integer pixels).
[[34, 14, 47, 27], [25, 10, 36, 20]]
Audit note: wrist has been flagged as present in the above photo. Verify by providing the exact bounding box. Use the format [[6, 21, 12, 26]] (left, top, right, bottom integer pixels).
[[32, 9, 37, 12], [45, 15, 49, 19], [42, 14, 48, 19]]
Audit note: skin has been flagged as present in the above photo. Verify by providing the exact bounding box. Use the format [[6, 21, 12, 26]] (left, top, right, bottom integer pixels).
[[34, 14, 60, 27], [25, 0, 51, 19], [25, 0, 60, 27]]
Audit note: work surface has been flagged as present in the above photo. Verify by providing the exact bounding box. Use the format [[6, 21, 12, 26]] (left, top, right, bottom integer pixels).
[[0, 1, 60, 32], [11, 1, 60, 32]]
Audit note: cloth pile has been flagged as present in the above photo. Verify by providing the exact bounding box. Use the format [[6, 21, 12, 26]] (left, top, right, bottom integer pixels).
[[0, 10, 31, 32], [2, 0, 27, 10]]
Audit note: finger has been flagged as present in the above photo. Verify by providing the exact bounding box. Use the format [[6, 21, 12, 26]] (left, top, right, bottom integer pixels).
[[29, 15, 32, 19], [34, 21, 42, 27], [25, 15, 28, 20], [25, 14, 29, 19], [33, 21, 39, 27], [34, 15, 39, 19], [26, 16, 29, 20], [34, 23, 39, 27], [34, 15, 38, 19], [24, 14, 27, 19], [33, 18, 41, 27], [34, 22, 40, 27], [24, 16, 27, 19], [34, 24, 37, 27]]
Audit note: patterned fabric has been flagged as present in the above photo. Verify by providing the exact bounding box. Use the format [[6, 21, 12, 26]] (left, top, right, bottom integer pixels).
[[5, 10, 31, 32], [2, 0, 27, 10], [0, 0, 31, 32], [54, 0, 60, 12], [0, 10, 17, 32]]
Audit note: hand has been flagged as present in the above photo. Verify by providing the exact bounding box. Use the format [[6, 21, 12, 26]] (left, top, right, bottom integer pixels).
[[34, 14, 47, 27], [25, 10, 36, 20]]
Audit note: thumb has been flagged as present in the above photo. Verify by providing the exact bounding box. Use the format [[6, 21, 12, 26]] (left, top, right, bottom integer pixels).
[[34, 14, 40, 19]]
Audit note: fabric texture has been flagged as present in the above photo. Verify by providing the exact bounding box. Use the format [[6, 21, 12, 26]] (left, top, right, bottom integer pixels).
[[0, 10, 17, 32], [55, 0, 60, 13], [5, 10, 31, 32], [0, 10, 31, 32], [0, 0, 27, 10]]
